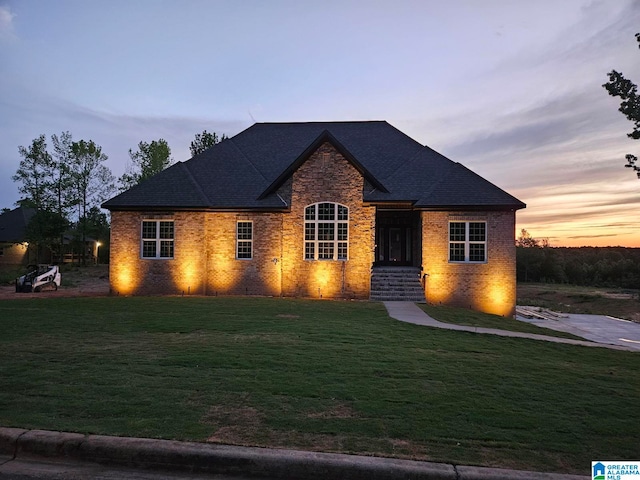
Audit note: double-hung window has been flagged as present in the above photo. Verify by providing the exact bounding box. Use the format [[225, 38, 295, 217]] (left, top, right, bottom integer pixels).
[[304, 202, 348, 260], [449, 221, 486, 263], [141, 220, 174, 259], [236, 221, 253, 259]]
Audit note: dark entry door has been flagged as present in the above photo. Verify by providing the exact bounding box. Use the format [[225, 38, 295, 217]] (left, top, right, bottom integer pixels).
[[376, 211, 414, 266]]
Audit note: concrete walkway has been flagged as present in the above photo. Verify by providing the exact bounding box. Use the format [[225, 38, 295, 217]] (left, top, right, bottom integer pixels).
[[517, 311, 640, 351], [383, 302, 637, 351], [0, 427, 589, 480]]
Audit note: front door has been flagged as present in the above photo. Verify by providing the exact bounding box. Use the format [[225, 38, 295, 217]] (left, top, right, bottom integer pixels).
[[375, 211, 415, 266]]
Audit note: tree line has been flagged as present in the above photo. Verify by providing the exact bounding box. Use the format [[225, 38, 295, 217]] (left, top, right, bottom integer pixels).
[[516, 230, 640, 289], [9, 129, 227, 264]]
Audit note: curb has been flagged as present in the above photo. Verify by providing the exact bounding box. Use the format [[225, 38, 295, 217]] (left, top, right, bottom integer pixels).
[[0, 427, 589, 480]]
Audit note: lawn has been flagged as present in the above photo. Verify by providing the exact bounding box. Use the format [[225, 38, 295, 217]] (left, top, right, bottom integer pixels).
[[0, 296, 638, 475]]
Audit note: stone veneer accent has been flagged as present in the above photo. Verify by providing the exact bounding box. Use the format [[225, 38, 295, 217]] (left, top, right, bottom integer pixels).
[[421, 211, 517, 317], [279, 142, 375, 298]]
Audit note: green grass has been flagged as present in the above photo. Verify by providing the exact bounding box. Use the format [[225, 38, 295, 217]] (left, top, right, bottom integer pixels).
[[419, 304, 587, 341], [0, 297, 638, 475]]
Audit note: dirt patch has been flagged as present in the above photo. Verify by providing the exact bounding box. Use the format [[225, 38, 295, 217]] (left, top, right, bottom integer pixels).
[[601, 292, 637, 299], [518, 283, 640, 323], [307, 403, 358, 419], [204, 404, 265, 444], [0, 265, 110, 300]]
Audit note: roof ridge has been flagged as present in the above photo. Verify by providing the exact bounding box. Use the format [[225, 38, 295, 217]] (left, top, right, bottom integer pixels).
[[414, 158, 454, 205], [450, 161, 526, 208], [254, 120, 387, 126], [381, 145, 428, 182], [226, 138, 287, 206], [178, 162, 213, 206]]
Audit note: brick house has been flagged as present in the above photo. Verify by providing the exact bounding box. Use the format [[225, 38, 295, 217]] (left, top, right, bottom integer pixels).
[[103, 121, 525, 316]]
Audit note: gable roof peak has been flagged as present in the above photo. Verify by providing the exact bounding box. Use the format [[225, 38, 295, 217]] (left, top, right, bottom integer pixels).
[[258, 128, 388, 199]]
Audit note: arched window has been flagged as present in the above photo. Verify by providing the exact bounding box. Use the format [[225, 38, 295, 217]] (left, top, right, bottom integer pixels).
[[304, 202, 348, 260]]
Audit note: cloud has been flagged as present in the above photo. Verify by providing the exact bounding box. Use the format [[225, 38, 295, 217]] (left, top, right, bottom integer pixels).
[[0, 4, 15, 39], [566, 234, 620, 240], [445, 88, 620, 160], [0, 84, 249, 209]]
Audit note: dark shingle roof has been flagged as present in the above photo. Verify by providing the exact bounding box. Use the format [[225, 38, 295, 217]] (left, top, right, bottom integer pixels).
[[0, 206, 35, 242], [103, 121, 525, 211]]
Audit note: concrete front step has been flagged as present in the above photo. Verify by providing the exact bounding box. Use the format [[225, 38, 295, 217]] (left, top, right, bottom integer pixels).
[[370, 267, 426, 302], [371, 295, 426, 302], [371, 291, 425, 296]]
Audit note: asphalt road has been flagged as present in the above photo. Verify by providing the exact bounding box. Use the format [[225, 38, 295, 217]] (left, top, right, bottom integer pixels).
[[0, 457, 264, 480]]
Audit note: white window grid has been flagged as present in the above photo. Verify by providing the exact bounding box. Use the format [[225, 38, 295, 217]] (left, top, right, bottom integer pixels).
[[236, 221, 253, 259], [304, 202, 348, 260], [141, 220, 174, 259], [449, 221, 486, 263]]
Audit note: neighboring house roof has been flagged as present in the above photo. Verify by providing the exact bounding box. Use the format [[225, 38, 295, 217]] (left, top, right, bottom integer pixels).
[[0, 207, 97, 245], [103, 121, 526, 211], [0, 206, 35, 243]]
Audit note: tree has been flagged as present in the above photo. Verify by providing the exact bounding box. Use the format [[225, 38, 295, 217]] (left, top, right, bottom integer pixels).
[[189, 130, 227, 157], [70, 139, 115, 264], [13, 134, 115, 264], [76, 206, 110, 263], [50, 131, 77, 262], [119, 139, 172, 191], [12, 135, 55, 211], [13, 135, 61, 263], [50, 131, 76, 218], [515, 229, 549, 283], [24, 210, 69, 263], [516, 229, 540, 248], [603, 32, 640, 179]]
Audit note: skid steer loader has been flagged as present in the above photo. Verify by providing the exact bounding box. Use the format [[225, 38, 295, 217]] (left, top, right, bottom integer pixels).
[[15, 264, 62, 293]]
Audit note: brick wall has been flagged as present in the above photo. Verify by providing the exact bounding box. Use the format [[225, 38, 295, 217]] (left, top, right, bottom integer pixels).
[[205, 212, 283, 296], [421, 211, 517, 317], [110, 211, 206, 295]]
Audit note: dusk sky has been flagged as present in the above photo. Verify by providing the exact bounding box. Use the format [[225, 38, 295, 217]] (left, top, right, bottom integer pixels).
[[1, 0, 639, 247]]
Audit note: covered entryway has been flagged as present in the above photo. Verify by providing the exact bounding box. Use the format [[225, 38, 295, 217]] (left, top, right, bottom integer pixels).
[[374, 210, 420, 267]]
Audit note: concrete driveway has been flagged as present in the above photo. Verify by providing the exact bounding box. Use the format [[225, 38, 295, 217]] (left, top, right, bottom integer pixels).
[[516, 312, 640, 351]]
